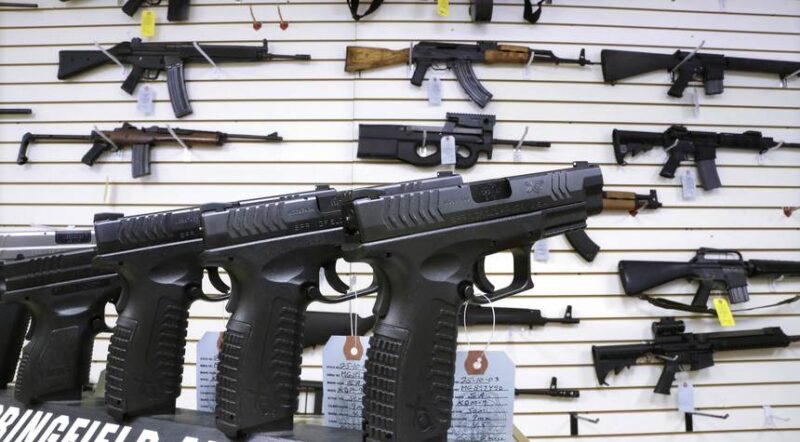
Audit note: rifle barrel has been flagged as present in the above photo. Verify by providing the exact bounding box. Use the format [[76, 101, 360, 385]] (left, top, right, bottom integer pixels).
[[0, 2, 38, 7], [493, 138, 551, 148], [0, 108, 33, 114], [226, 132, 283, 141]]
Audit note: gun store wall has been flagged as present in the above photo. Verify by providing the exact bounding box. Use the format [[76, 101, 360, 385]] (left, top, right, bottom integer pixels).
[[1, 0, 799, 441]]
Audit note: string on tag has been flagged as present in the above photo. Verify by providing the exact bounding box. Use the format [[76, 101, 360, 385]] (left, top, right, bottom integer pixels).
[[691, 86, 700, 118], [513, 126, 529, 163], [103, 175, 111, 204], [94, 41, 128, 78], [166, 125, 192, 162], [348, 272, 358, 337], [462, 294, 496, 370], [193, 41, 223, 77]]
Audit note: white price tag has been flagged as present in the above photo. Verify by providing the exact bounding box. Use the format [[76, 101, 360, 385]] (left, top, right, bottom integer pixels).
[[676, 373, 695, 413], [691, 87, 700, 118], [681, 170, 697, 200], [196, 331, 222, 412], [322, 336, 369, 430], [533, 239, 550, 262], [440, 135, 457, 165], [427, 76, 442, 106], [137, 85, 155, 116]]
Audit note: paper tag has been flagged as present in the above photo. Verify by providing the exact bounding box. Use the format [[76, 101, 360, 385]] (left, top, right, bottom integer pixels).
[[681, 170, 697, 200], [718, 0, 726, 10], [140, 10, 156, 38], [691, 87, 700, 118], [427, 76, 442, 106], [137, 85, 155, 116], [764, 405, 777, 427], [713, 297, 736, 327], [448, 351, 515, 442], [440, 135, 456, 165], [437, 0, 449, 17], [533, 239, 550, 262], [676, 374, 695, 413], [323, 335, 370, 430], [196, 331, 221, 412]]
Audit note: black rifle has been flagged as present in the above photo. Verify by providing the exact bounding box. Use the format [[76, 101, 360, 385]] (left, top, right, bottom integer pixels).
[[593, 318, 800, 394], [1, 249, 121, 406], [613, 125, 800, 190], [515, 376, 579, 398], [341, 162, 603, 440], [357, 112, 550, 168], [58, 39, 310, 118], [619, 248, 800, 314], [121, 0, 190, 22], [18, 124, 281, 178], [346, 41, 593, 107], [602, 49, 800, 98], [304, 305, 579, 348], [0, 229, 96, 391], [565, 190, 661, 262]]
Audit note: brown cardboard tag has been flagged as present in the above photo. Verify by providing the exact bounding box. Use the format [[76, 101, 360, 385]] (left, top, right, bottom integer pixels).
[[343, 335, 364, 360], [465, 350, 489, 375]]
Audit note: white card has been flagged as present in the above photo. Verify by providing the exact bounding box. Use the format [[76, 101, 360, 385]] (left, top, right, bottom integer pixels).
[[322, 335, 370, 430], [196, 331, 221, 412]]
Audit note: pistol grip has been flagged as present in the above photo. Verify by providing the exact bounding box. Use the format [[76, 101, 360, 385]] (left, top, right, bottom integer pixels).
[[411, 61, 431, 87], [654, 362, 680, 395], [659, 153, 682, 179], [668, 67, 693, 98], [216, 283, 305, 437]]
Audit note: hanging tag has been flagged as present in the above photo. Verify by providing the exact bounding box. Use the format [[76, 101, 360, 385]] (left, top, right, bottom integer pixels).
[[448, 351, 515, 441], [137, 85, 155, 116], [102, 176, 112, 204], [440, 135, 456, 165], [713, 297, 736, 327], [764, 405, 777, 427], [513, 126, 529, 163], [196, 331, 222, 412], [523, 53, 534, 79], [718, 0, 726, 10], [533, 239, 550, 262], [140, 10, 156, 38], [323, 335, 371, 430], [691, 87, 700, 118], [427, 75, 442, 106], [676, 373, 695, 413], [681, 170, 697, 201], [437, 0, 449, 17]]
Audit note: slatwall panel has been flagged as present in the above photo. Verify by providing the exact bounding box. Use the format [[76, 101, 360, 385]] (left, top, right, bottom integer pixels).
[[2, 0, 800, 439]]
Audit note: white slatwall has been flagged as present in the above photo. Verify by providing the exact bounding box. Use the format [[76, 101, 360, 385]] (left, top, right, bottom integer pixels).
[[2, 0, 800, 440]]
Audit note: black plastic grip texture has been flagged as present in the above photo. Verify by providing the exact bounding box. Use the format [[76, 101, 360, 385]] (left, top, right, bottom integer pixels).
[[410, 61, 430, 86], [81, 140, 110, 166], [618, 260, 698, 295]]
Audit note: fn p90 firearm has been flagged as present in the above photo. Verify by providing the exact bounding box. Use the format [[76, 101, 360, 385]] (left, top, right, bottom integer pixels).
[[358, 112, 550, 168], [345, 41, 593, 107], [58, 39, 310, 118], [341, 162, 603, 440], [602, 49, 800, 98], [18, 124, 281, 178], [593, 318, 800, 394], [613, 125, 799, 190]]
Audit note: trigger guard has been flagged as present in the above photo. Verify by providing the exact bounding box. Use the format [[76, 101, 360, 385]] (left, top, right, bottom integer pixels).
[[311, 277, 379, 304], [477, 246, 534, 302], [323, 262, 352, 294], [205, 267, 231, 294], [473, 256, 496, 294]]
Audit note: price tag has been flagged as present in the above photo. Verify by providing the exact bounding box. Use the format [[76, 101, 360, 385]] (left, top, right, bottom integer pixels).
[[437, 0, 449, 17], [196, 331, 222, 412], [140, 10, 156, 38], [691, 87, 700, 118], [533, 239, 550, 262], [137, 85, 155, 116], [676, 373, 695, 413], [440, 135, 456, 165], [448, 351, 515, 441], [681, 170, 697, 200], [713, 297, 736, 327], [427, 75, 442, 106], [323, 335, 369, 430]]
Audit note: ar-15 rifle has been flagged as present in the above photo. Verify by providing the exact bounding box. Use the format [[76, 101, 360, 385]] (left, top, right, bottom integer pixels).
[[341, 162, 603, 440], [18, 124, 281, 178], [358, 112, 550, 168], [602, 49, 800, 98], [565, 190, 661, 262], [58, 39, 310, 118], [593, 318, 800, 394], [0, 229, 96, 392], [613, 125, 800, 190], [619, 248, 800, 314], [345, 41, 593, 107]]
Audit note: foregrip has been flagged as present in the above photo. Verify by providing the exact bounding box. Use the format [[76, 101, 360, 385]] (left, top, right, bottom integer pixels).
[[364, 281, 460, 441], [216, 282, 306, 437], [749, 259, 800, 277], [105, 282, 192, 421]]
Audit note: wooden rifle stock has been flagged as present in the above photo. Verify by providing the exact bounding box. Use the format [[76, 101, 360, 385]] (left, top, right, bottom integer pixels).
[[345, 46, 411, 72]]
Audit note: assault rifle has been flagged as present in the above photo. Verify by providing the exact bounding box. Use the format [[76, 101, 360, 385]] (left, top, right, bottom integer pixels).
[[357, 112, 550, 168], [602, 49, 800, 98], [593, 318, 800, 394], [345, 41, 593, 107], [58, 39, 310, 117], [613, 125, 800, 190], [619, 248, 800, 314], [341, 162, 603, 440], [18, 123, 281, 178]]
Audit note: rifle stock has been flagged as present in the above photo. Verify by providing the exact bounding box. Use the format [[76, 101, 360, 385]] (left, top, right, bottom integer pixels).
[[345, 46, 410, 72], [618, 260, 699, 295], [601, 50, 676, 83], [58, 44, 129, 79]]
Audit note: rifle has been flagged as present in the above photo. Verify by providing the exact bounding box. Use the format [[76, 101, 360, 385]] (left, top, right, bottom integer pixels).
[[515, 376, 579, 398], [121, 0, 190, 22], [58, 39, 310, 118], [601, 49, 800, 98], [345, 41, 593, 107], [565, 190, 661, 262], [341, 162, 603, 440], [303, 305, 579, 348], [18, 123, 282, 178], [1, 248, 121, 406], [593, 318, 800, 394], [357, 112, 550, 168], [618, 248, 800, 314], [613, 125, 800, 190], [0, 229, 96, 392]]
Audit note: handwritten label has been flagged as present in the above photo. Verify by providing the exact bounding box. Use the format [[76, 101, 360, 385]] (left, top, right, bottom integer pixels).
[[322, 335, 370, 430], [440, 135, 456, 165], [713, 297, 736, 327], [196, 331, 221, 412], [448, 351, 515, 441], [140, 10, 156, 38]]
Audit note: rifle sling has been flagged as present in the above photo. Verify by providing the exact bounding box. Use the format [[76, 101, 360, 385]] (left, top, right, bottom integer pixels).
[[523, 0, 545, 24], [638, 294, 800, 315], [347, 0, 383, 21]]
